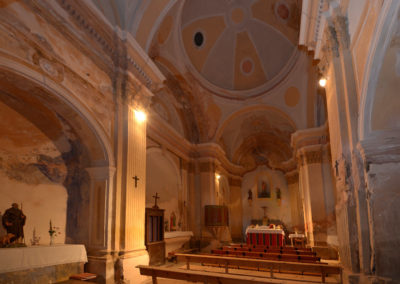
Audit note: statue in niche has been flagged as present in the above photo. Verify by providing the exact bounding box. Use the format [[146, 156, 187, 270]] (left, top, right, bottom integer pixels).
[[258, 180, 271, 198], [276, 188, 281, 200], [1, 203, 26, 244], [247, 189, 253, 206], [170, 211, 177, 231]]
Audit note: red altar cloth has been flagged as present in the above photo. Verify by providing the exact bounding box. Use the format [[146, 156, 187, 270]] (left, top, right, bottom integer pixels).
[[245, 226, 285, 247]]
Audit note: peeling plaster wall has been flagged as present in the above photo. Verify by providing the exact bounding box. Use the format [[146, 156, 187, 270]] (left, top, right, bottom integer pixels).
[[0, 1, 115, 137], [366, 162, 400, 281], [0, 101, 67, 245], [241, 165, 292, 234]]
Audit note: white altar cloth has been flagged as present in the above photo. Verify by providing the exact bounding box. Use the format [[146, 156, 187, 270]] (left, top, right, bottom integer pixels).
[[0, 244, 87, 273], [245, 226, 285, 235]]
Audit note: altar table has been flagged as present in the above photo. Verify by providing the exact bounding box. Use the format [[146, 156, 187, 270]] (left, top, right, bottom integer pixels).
[[0, 244, 87, 283], [245, 226, 285, 247]]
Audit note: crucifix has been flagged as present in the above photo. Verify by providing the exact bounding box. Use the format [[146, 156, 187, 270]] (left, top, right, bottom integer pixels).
[[152, 192, 160, 209], [261, 206, 268, 225], [132, 175, 139, 188]]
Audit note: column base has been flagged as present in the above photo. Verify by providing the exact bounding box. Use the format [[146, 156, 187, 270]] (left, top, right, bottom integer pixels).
[[87, 254, 115, 284], [119, 249, 149, 284]]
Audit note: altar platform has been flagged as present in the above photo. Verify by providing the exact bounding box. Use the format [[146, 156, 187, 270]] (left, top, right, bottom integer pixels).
[[0, 244, 87, 283]]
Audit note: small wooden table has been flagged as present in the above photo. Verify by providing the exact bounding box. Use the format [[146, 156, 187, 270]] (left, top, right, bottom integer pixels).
[[289, 233, 306, 247]]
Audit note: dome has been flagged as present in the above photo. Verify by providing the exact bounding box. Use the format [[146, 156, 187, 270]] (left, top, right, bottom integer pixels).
[[180, 0, 301, 98]]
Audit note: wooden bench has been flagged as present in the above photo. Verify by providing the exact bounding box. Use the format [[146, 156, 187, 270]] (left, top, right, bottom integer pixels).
[[176, 253, 342, 283], [211, 249, 321, 263], [137, 265, 283, 284], [221, 246, 317, 256]]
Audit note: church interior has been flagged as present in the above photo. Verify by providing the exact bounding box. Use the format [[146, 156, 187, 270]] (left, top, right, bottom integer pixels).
[[0, 0, 399, 283]]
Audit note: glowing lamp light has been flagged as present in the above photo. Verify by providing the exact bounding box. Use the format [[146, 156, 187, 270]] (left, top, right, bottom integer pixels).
[[134, 110, 146, 122], [216, 174, 221, 180], [319, 78, 327, 87]]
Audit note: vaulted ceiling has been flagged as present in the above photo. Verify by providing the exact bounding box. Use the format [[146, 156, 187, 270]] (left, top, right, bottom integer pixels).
[[90, 0, 312, 172]]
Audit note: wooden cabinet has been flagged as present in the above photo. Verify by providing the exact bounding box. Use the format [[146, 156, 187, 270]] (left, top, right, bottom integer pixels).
[[145, 207, 165, 265]]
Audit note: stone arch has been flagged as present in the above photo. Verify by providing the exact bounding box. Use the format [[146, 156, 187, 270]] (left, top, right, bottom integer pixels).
[[0, 60, 114, 249], [359, 1, 400, 139]]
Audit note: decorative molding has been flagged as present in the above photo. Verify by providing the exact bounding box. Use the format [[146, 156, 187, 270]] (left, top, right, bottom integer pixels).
[[54, 0, 164, 90], [285, 171, 299, 185]]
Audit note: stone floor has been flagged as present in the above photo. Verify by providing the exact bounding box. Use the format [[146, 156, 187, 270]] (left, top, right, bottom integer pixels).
[[140, 261, 342, 284]]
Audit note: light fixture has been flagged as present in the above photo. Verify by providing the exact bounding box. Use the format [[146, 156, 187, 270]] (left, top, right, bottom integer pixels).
[[319, 77, 327, 87], [216, 174, 221, 180], [134, 109, 146, 122]]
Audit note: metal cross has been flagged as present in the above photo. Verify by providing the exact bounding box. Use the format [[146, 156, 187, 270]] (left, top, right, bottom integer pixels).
[[133, 175, 139, 188], [152, 192, 160, 209]]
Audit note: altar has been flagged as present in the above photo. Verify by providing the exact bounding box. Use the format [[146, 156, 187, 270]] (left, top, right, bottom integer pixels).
[[0, 244, 87, 283], [245, 226, 285, 247]]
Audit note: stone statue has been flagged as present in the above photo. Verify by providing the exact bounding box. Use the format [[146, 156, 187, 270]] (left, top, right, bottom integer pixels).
[[2, 203, 26, 243]]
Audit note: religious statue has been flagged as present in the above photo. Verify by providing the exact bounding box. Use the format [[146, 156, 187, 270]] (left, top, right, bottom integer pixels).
[[247, 189, 253, 206], [2, 203, 26, 244], [258, 181, 271, 198]]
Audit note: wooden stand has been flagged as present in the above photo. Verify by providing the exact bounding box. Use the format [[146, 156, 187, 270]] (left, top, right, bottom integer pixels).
[[145, 207, 165, 265]]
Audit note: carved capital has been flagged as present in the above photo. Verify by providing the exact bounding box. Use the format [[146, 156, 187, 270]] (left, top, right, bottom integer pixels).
[[125, 80, 153, 110]]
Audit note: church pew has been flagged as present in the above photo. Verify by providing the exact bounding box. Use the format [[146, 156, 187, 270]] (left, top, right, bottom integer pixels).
[[137, 265, 282, 284], [211, 249, 321, 263], [221, 246, 316, 256], [175, 253, 342, 283], [230, 243, 313, 252]]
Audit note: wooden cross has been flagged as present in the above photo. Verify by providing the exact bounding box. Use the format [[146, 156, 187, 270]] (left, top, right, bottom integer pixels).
[[261, 206, 268, 218], [152, 192, 160, 209], [133, 175, 139, 188]]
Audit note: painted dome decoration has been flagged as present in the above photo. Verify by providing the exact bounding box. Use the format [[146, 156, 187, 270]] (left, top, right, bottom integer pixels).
[[180, 0, 301, 98]]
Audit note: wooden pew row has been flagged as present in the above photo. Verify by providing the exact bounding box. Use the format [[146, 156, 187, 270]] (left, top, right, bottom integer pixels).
[[175, 253, 342, 283], [230, 244, 313, 252], [211, 250, 321, 263], [222, 246, 316, 256], [137, 265, 283, 284]]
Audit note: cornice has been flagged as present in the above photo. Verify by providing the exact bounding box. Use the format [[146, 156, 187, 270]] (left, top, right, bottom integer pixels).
[[147, 114, 245, 176], [34, 0, 165, 90], [291, 123, 329, 152]]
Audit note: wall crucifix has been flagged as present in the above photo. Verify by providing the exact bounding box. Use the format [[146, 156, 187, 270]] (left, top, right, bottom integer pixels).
[[152, 192, 160, 209], [133, 175, 139, 188]]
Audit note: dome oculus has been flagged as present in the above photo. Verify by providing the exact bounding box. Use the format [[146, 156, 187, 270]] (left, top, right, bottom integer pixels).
[[194, 32, 204, 47]]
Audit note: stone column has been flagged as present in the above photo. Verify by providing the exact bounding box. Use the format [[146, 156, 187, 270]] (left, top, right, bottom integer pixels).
[[292, 125, 336, 246], [117, 101, 149, 282], [85, 166, 116, 284], [198, 158, 216, 240], [180, 159, 189, 231], [286, 171, 304, 230], [229, 176, 243, 242]]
